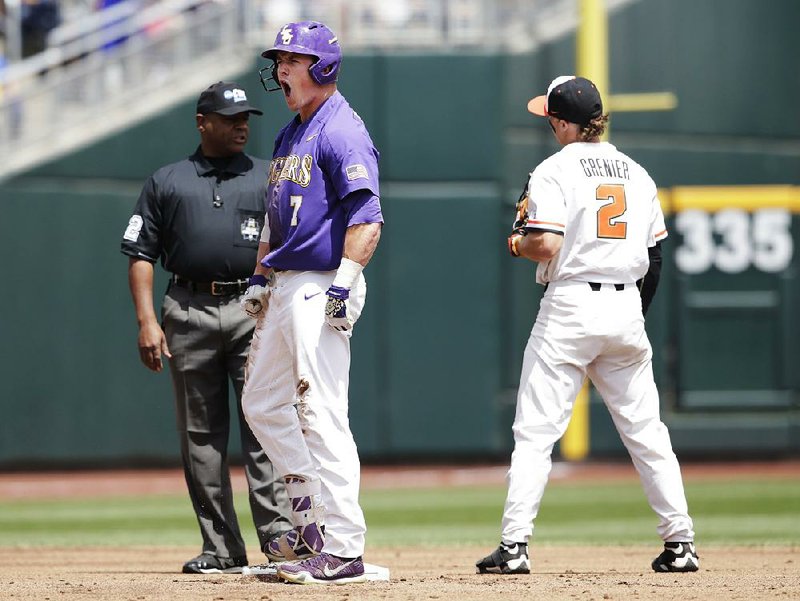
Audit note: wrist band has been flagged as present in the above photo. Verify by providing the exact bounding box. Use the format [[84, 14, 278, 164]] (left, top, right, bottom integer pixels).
[[508, 228, 527, 257], [332, 257, 364, 290]]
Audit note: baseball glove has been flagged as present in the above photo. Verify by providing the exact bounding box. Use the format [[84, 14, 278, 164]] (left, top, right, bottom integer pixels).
[[512, 175, 531, 230], [508, 174, 531, 256]]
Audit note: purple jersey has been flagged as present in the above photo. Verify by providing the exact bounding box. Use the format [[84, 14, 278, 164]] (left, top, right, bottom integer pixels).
[[262, 91, 382, 271]]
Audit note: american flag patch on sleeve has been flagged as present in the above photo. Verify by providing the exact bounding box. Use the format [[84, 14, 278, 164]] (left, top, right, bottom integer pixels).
[[346, 164, 369, 181]]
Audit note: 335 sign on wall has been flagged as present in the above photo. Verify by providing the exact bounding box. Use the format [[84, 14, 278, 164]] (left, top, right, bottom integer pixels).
[[673, 207, 794, 275]]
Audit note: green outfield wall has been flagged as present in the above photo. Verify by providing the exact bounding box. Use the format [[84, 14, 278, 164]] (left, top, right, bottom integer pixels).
[[1, 0, 798, 466]]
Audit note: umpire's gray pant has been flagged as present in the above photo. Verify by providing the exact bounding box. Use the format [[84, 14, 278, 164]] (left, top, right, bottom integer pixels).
[[162, 283, 291, 561]]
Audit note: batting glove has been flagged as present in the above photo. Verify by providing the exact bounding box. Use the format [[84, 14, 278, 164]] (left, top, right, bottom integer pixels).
[[324, 285, 352, 331], [241, 274, 271, 319]]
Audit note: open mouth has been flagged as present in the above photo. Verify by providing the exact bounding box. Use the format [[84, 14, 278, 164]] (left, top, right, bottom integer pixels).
[[282, 82, 292, 98]]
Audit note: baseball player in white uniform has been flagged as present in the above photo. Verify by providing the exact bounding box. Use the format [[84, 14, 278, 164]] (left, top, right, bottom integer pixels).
[[476, 76, 698, 575]]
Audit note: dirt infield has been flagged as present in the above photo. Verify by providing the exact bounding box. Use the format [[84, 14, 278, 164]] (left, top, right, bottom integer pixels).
[[2, 462, 798, 600], [2, 545, 798, 600]]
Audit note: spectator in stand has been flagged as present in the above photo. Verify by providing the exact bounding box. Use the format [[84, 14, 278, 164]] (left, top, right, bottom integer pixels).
[[20, 0, 61, 57]]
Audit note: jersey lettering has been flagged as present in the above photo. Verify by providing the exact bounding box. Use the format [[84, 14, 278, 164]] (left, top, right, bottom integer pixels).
[[268, 154, 313, 187], [580, 158, 630, 180], [596, 184, 628, 239]]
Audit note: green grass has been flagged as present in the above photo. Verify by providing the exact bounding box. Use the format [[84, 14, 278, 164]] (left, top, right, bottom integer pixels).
[[1, 476, 797, 548]]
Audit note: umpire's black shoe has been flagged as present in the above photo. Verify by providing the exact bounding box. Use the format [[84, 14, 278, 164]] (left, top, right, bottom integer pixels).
[[651, 542, 699, 572], [476, 541, 530, 574], [182, 553, 248, 574]]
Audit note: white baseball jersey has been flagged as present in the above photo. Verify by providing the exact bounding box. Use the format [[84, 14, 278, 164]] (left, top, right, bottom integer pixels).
[[525, 141, 667, 285]]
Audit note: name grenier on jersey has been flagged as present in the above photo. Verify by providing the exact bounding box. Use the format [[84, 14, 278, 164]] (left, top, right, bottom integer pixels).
[[579, 157, 630, 180]]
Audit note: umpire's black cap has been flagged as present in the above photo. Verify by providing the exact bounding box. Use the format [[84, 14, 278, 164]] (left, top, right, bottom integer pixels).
[[197, 82, 263, 116], [528, 75, 603, 126]]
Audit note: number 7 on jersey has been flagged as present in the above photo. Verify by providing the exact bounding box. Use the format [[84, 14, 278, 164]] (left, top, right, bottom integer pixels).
[[290, 195, 303, 226]]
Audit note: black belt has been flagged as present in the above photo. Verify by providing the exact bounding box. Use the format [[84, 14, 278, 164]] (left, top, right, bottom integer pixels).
[[171, 275, 249, 296], [589, 282, 626, 291]]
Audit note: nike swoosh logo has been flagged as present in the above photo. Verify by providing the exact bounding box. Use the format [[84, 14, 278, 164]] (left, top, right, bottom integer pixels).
[[322, 562, 351, 578], [304, 291, 321, 300]]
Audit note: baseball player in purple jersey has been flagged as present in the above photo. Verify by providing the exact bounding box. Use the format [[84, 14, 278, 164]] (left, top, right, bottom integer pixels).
[[239, 21, 383, 585], [476, 76, 698, 576]]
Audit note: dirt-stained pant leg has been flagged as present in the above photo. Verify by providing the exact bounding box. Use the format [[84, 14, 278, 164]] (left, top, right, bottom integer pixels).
[[242, 270, 367, 559]]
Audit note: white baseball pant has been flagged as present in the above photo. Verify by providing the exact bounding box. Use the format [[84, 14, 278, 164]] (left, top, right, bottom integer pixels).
[[501, 281, 695, 545], [242, 269, 367, 558]]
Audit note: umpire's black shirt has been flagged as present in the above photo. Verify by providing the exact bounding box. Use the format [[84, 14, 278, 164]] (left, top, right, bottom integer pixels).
[[121, 147, 266, 282]]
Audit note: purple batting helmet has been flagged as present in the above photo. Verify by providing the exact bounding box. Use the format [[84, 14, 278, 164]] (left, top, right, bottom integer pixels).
[[259, 21, 342, 91]]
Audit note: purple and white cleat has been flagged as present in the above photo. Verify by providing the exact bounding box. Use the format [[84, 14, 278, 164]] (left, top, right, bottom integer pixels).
[[277, 552, 367, 585]]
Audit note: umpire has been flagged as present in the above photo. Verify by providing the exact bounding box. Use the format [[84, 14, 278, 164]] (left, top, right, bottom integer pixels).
[[121, 81, 291, 574]]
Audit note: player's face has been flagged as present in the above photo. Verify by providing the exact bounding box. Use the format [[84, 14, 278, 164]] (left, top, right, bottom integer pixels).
[[197, 112, 250, 157], [274, 51, 328, 121]]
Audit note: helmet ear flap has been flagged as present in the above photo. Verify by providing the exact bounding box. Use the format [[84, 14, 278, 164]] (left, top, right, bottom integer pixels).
[[308, 57, 340, 85]]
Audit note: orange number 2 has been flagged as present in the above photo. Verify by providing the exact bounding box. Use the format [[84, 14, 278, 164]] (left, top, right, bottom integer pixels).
[[596, 184, 627, 239]]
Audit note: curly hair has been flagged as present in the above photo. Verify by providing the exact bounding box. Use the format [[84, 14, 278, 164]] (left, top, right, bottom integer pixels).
[[579, 114, 609, 141]]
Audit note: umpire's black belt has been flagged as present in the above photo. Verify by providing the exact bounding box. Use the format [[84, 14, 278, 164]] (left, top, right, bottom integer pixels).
[[171, 275, 249, 296]]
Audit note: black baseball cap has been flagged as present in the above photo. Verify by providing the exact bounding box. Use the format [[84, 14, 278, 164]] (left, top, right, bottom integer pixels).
[[528, 76, 603, 125], [196, 81, 263, 116]]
